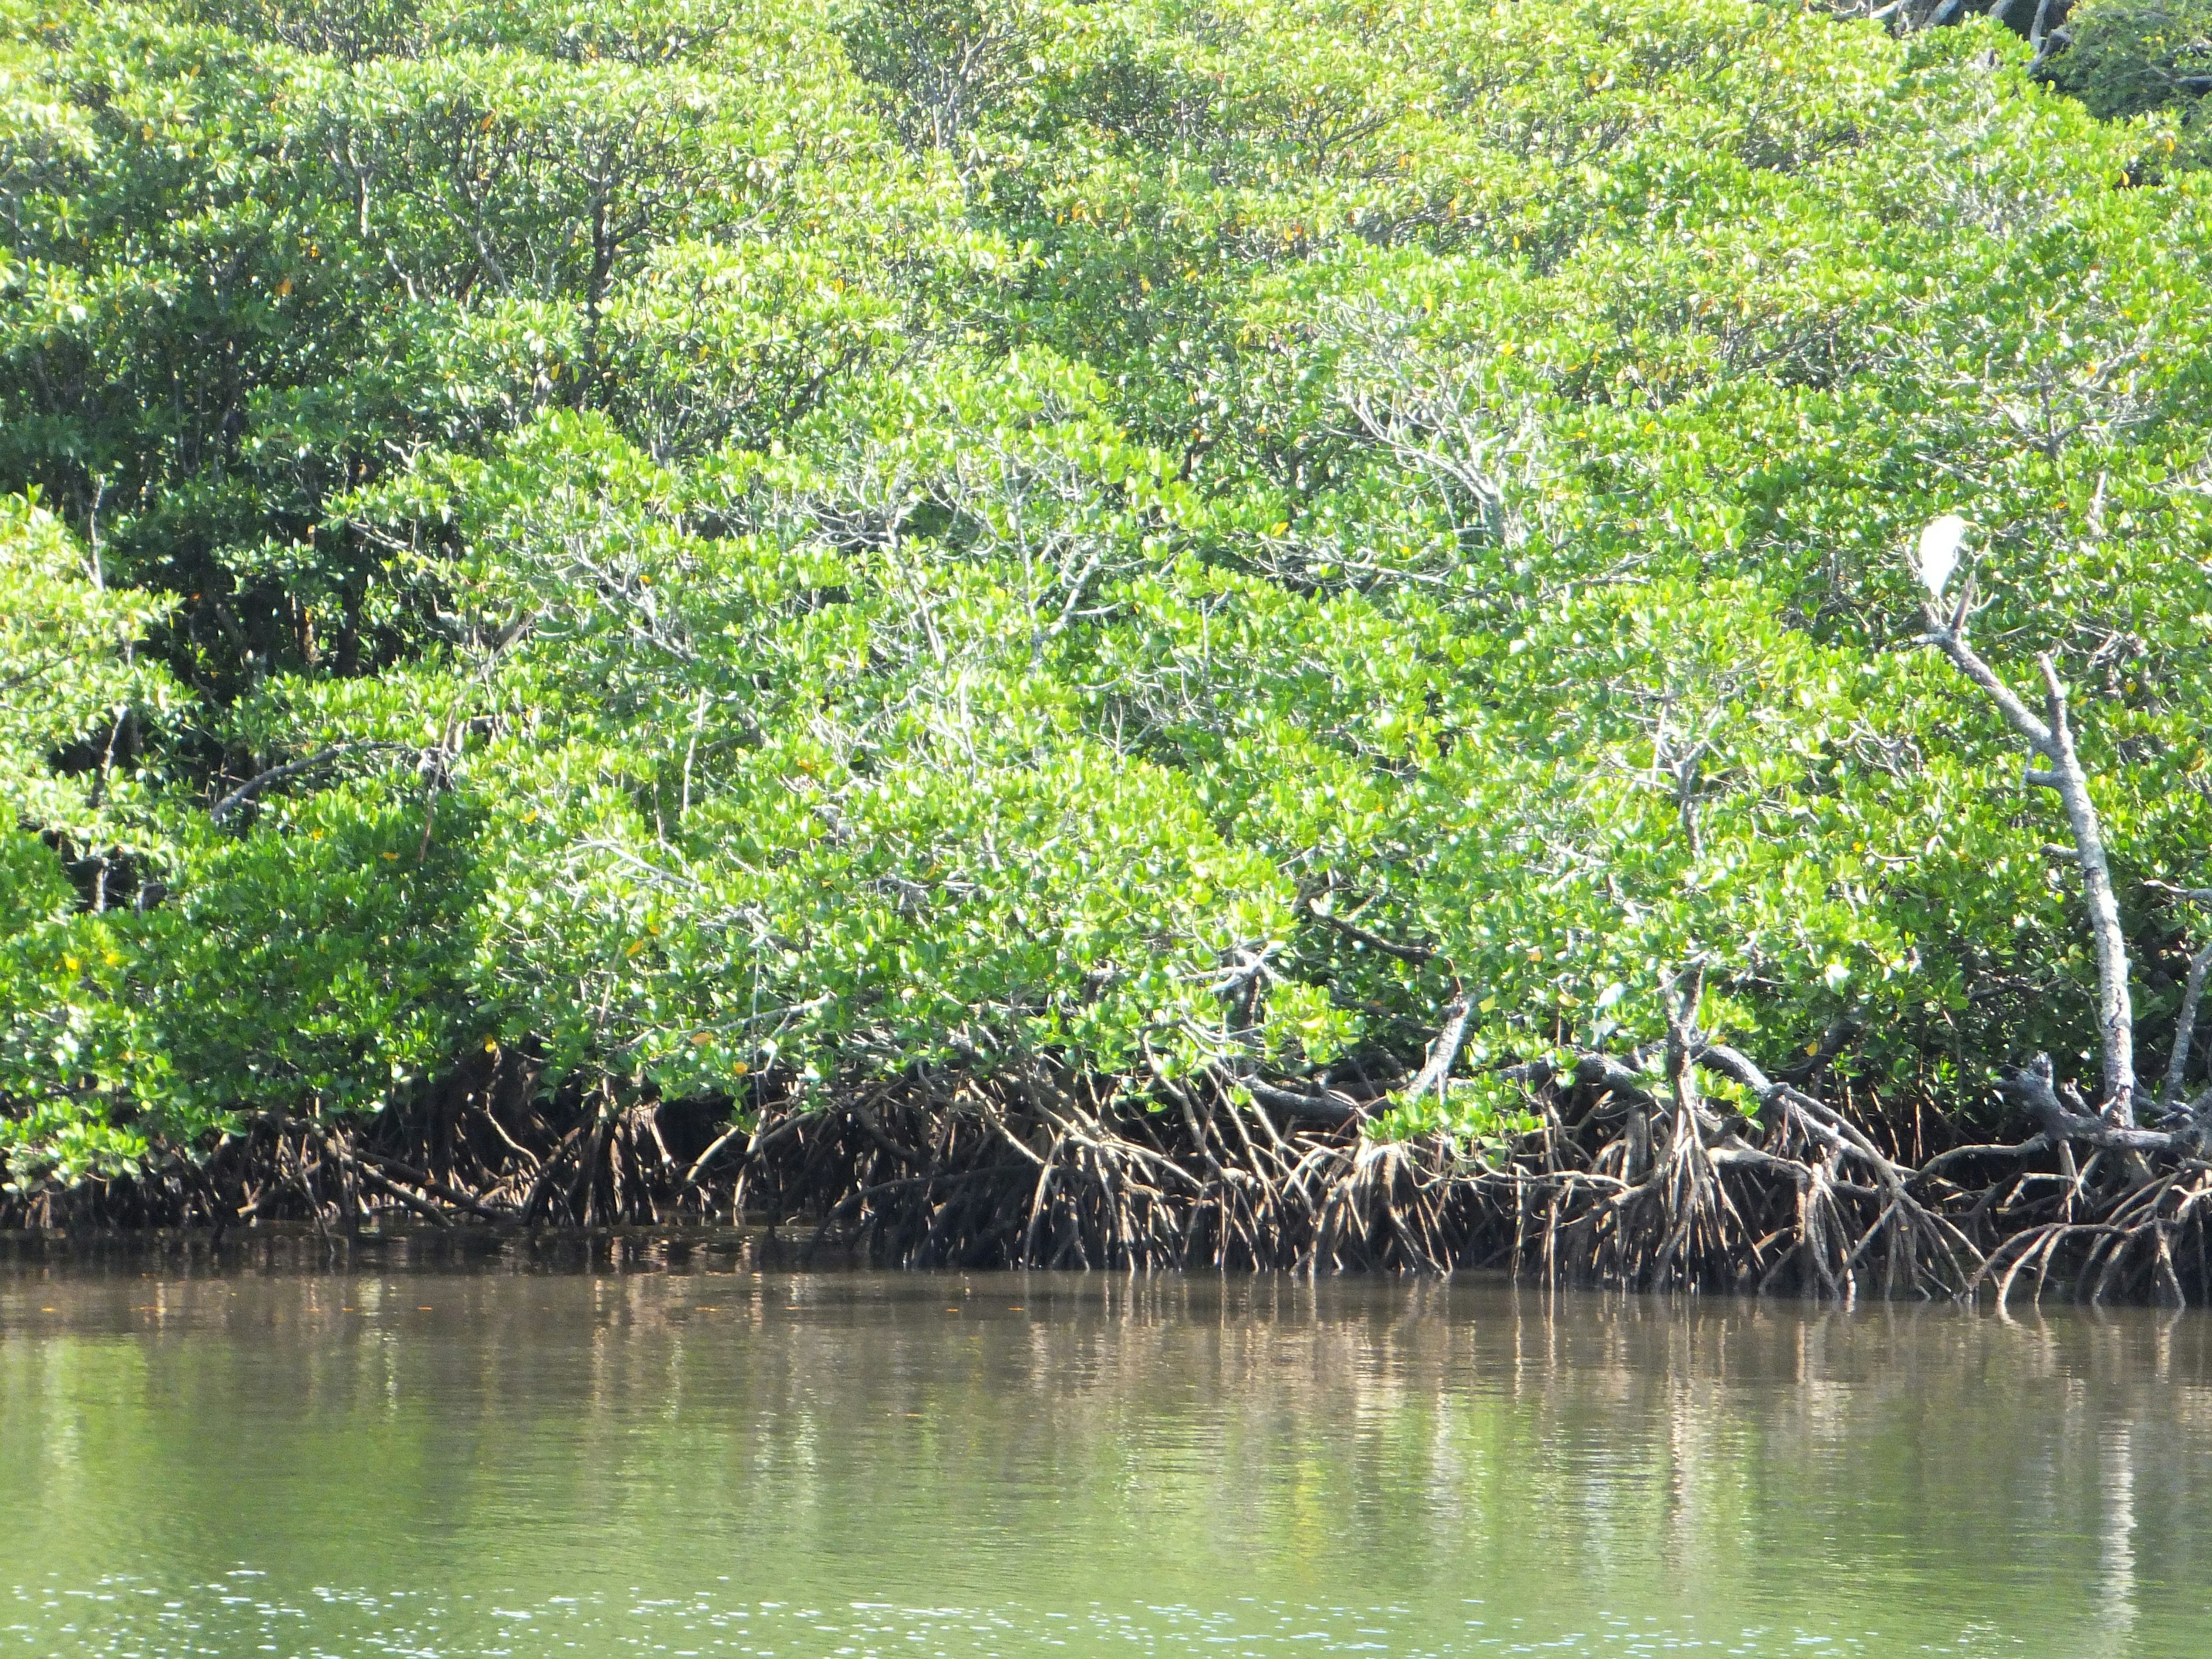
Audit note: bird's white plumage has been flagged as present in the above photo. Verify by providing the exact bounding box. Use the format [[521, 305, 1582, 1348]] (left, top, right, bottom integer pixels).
[[1915, 513, 1966, 599]]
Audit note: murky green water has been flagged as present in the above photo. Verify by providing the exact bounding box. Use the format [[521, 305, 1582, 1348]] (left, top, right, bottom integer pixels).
[[3, 1252, 2210, 1656]]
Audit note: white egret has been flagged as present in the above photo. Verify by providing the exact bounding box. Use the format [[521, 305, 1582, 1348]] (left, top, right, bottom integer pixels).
[[1915, 513, 1967, 599]]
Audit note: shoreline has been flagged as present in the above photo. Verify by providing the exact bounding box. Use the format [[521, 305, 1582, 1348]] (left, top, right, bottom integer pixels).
[[7, 1052, 2209, 1308]]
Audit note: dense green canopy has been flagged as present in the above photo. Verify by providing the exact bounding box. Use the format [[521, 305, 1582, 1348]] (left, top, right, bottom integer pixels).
[[5, 0, 2212, 1190]]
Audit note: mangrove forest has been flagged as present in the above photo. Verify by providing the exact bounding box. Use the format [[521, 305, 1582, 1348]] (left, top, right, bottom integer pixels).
[[11, 0, 2212, 1304]]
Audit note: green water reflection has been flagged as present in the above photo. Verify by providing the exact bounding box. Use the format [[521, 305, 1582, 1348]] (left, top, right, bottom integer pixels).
[[3, 1262, 2209, 1656]]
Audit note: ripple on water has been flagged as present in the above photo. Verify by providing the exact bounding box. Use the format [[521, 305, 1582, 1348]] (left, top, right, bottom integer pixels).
[[0, 1270, 2199, 1657]]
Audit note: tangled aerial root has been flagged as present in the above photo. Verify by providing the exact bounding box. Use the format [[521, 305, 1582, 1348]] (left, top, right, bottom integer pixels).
[[1963, 1164, 2212, 1310], [9, 1039, 2212, 1306]]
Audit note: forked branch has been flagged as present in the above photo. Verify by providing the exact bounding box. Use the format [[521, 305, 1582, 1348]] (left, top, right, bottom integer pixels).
[[1919, 601, 2136, 1123]]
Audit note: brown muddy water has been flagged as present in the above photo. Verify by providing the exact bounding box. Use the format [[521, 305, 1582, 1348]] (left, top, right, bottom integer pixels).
[[3, 1240, 2210, 1656]]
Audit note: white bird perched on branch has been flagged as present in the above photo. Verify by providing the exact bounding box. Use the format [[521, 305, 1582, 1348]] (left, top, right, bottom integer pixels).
[[1915, 513, 1967, 599]]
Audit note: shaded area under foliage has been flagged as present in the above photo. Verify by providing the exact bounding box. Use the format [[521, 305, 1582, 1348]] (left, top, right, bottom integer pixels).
[[18, 1038, 2212, 1311]]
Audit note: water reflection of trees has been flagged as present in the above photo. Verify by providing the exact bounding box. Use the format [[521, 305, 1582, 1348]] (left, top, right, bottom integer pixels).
[[7, 1268, 2212, 1643]]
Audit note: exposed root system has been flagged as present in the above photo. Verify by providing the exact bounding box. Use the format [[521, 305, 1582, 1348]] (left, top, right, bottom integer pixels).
[[12, 1036, 2212, 1308]]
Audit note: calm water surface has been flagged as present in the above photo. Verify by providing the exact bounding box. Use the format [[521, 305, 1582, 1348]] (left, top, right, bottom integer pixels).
[[3, 1253, 2210, 1657]]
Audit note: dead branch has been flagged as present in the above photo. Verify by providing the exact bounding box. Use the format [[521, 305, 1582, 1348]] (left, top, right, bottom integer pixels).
[[209, 741, 400, 825], [1920, 604, 2136, 1122]]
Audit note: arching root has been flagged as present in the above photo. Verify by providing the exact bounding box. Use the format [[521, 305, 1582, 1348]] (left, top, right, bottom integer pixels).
[[1970, 1165, 2212, 1310], [17, 1040, 2212, 1307]]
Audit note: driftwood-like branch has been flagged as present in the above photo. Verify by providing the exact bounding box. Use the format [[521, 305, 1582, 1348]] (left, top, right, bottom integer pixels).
[[2028, 0, 2056, 65], [209, 741, 396, 825], [1778, 1013, 1860, 1084], [1916, 1134, 2052, 1181], [1404, 994, 1474, 1105], [344, 1147, 512, 1221], [342, 1157, 454, 1226], [2146, 881, 2212, 903], [1688, 1039, 1942, 1201], [1218, 984, 1472, 1128], [2164, 942, 2212, 1111], [1304, 896, 1437, 964], [1921, 607, 2137, 1123], [1237, 1075, 1362, 1127], [1996, 1054, 2185, 1153], [1570, 1051, 1658, 1105], [684, 1120, 751, 1186]]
